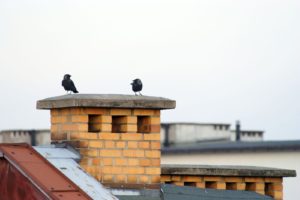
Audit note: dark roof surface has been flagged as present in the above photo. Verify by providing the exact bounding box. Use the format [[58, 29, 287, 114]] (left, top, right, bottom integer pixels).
[[161, 122, 231, 126], [0, 129, 49, 133], [117, 185, 273, 200], [162, 184, 273, 200], [231, 130, 264, 133], [162, 140, 300, 154], [117, 196, 160, 200], [37, 94, 176, 110]]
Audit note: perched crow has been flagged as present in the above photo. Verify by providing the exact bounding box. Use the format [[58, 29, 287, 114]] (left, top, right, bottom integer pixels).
[[131, 78, 143, 96], [62, 74, 79, 94]]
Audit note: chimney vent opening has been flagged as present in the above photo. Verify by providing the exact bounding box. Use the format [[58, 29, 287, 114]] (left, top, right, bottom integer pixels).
[[88, 115, 102, 132], [137, 116, 151, 133], [112, 116, 127, 133]]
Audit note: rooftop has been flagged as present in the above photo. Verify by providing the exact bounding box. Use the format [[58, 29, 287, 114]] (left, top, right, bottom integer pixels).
[[2, 141, 296, 200], [0, 129, 50, 133], [117, 184, 273, 200], [161, 122, 231, 126], [160, 184, 273, 200], [162, 164, 296, 177], [0, 143, 93, 200], [162, 140, 300, 153], [36, 94, 176, 110], [34, 144, 117, 200]]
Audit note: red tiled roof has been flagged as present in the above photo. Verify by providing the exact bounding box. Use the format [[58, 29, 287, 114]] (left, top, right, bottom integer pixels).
[[0, 143, 92, 200]]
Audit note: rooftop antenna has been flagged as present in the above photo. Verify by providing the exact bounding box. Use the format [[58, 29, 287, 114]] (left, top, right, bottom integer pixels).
[[236, 120, 241, 141]]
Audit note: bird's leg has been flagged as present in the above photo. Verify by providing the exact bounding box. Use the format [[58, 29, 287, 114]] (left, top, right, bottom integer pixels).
[[139, 92, 142, 96], [135, 92, 137, 96]]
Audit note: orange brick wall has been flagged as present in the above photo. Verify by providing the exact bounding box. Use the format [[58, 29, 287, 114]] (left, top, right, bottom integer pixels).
[[50, 107, 161, 188], [161, 175, 283, 200]]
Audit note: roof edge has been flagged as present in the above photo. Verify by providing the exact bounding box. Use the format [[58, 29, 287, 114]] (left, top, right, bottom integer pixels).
[[161, 164, 297, 178], [36, 94, 176, 110], [162, 141, 300, 154]]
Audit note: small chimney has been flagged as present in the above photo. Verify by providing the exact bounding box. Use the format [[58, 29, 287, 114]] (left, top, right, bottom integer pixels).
[[163, 124, 170, 147], [236, 120, 241, 141], [29, 130, 37, 146], [37, 94, 175, 189]]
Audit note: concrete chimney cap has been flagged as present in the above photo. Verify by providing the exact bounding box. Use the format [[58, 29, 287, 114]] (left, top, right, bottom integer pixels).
[[36, 94, 176, 110]]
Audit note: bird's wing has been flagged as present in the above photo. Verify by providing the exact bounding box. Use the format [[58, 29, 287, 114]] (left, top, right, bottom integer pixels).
[[69, 80, 78, 93]]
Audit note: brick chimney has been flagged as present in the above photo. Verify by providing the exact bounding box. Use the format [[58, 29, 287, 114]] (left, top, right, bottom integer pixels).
[[37, 94, 175, 189]]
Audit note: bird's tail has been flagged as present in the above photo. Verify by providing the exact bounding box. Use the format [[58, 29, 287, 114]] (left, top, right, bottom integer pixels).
[[74, 90, 79, 93]]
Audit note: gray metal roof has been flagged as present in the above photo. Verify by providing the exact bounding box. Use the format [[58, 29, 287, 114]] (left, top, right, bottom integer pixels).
[[117, 197, 160, 200], [231, 130, 264, 134], [36, 94, 176, 110], [162, 140, 300, 154], [34, 145, 118, 200], [34, 145, 80, 160], [117, 184, 273, 200], [113, 188, 160, 200], [161, 122, 231, 126], [0, 129, 50, 133], [161, 184, 273, 200]]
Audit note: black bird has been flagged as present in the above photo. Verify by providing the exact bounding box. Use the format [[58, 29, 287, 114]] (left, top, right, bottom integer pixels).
[[131, 78, 143, 96], [62, 74, 79, 94]]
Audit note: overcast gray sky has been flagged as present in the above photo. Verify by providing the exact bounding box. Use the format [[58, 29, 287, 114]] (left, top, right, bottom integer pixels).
[[0, 0, 299, 140]]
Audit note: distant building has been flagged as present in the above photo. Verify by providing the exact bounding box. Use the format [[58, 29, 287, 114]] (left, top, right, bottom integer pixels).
[[35, 94, 296, 200], [0, 123, 264, 147], [0, 129, 50, 145], [161, 122, 264, 147], [162, 140, 300, 200], [0, 94, 295, 200], [232, 130, 264, 142]]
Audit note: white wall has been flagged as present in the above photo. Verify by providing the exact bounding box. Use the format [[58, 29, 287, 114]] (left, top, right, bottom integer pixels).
[[0, 130, 50, 145], [162, 151, 299, 200], [161, 124, 232, 144], [1, 131, 31, 144], [35, 131, 51, 145], [240, 134, 263, 142], [173, 124, 231, 142], [161, 124, 264, 144]]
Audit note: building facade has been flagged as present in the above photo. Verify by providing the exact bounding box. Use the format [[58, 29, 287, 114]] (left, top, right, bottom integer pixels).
[[0, 129, 50, 145], [161, 122, 264, 146], [162, 141, 300, 200]]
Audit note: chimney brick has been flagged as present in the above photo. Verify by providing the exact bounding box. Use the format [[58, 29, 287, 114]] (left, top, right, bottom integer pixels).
[[37, 94, 175, 189]]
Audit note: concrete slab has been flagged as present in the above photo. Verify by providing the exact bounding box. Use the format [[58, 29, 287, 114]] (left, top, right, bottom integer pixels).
[[162, 164, 296, 177], [37, 94, 176, 110]]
